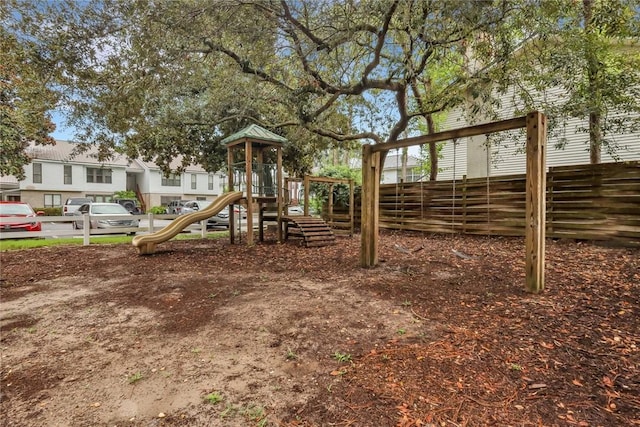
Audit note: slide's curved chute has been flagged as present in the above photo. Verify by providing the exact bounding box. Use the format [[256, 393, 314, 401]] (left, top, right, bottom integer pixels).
[[133, 191, 243, 254]]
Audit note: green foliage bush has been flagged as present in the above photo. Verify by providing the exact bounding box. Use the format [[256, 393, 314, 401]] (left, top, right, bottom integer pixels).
[[148, 205, 167, 214], [34, 207, 62, 216], [309, 165, 361, 212], [113, 190, 137, 200]]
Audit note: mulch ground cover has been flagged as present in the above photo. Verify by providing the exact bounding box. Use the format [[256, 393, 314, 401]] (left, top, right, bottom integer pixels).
[[1, 230, 638, 426]]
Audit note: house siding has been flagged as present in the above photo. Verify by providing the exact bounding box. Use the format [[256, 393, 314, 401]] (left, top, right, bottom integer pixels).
[[8, 140, 229, 211], [437, 98, 640, 179], [19, 159, 128, 208]]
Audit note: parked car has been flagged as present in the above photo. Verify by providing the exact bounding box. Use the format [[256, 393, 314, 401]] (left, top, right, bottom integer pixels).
[[181, 200, 211, 215], [287, 205, 304, 215], [166, 200, 187, 215], [0, 202, 44, 232], [232, 205, 247, 219], [63, 197, 93, 216], [113, 198, 142, 214], [72, 203, 139, 235], [180, 200, 229, 229], [208, 206, 231, 229]]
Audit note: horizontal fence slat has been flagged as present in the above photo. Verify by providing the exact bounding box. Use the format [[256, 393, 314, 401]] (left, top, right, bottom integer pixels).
[[368, 161, 640, 246]]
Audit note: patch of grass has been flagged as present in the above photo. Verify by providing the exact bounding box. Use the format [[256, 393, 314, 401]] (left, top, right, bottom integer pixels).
[[285, 348, 298, 360], [220, 404, 238, 418], [127, 372, 143, 384], [401, 300, 412, 307], [204, 392, 223, 404], [332, 351, 351, 363], [0, 230, 228, 251], [397, 328, 406, 335], [191, 347, 201, 354], [242, 404, 267, 425], [508, 363, 523, 371]]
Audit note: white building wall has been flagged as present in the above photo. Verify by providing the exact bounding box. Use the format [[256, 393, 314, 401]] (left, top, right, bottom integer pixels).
[[436, 93, 640, 179], [18, 160, 128, 207]]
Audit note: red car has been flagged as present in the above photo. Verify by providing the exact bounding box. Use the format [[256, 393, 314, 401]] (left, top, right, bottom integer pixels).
[[0, 202, 45, 232]]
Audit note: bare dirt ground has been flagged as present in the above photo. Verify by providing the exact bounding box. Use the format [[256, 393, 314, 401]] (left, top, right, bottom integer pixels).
[[1, 231, 639, 427]]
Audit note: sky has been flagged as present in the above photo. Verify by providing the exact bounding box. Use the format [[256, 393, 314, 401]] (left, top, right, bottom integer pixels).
[[50, 111, 75, 141]]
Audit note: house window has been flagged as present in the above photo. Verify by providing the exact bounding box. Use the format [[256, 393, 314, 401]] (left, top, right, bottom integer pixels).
[[44, 194, 62, 207], [161, 173, 181, 187], [191, 174, 197, 190], [86, 167, 112, 184], [33, 162, 42, 183], [6, 195, 21, 201], [64, 165, 72, 184], [396, 168, 421, 183], [208, 174, 214, 190]]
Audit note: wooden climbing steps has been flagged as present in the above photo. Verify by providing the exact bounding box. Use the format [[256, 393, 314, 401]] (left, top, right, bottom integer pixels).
[[284, 216, 336, 247]]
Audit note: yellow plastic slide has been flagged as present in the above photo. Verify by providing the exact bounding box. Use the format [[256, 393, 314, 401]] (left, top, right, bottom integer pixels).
[[132, 191, 243, 255]]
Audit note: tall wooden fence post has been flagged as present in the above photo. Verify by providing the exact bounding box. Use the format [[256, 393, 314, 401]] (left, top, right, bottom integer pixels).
[[525, 112, 547, 293], [361, 145, 381, 267]]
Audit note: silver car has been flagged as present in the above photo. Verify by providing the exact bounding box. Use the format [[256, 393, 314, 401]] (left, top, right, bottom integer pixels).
[[73, 203, 139, 235], [181, 200, 229, 229]]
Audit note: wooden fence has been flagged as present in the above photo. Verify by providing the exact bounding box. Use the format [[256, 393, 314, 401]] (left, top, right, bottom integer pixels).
[[332, 161, 640, 246]]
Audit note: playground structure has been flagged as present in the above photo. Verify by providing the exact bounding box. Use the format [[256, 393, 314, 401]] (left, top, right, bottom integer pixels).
[[132, 191, 243, 254], [133, 113, 546, 293], [132, 124, 340, 253], [285, 175, 355, 236], [361, 111, 547, 293]]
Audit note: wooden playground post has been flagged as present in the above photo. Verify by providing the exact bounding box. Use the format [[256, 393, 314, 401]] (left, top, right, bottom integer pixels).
[[360, 112, 547, 292], [228, 147, 236, 244], [360, 144, 382, 267], [349, 179, 355, 236], [277, 146, 283, 242], [303, 175, 310, 216], [525, 111, 546, 293], [244, 139, 253, 245]]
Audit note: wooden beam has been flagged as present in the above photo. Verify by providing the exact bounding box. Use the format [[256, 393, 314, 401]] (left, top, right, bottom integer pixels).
[[245, 139, 253, 245], [349, 179, 355, 237], [277, 146, 283, 242], [303, 175, 310, 216], [305, 176, 353, 184], [371, 116, 527, 153], [361, 145, 381, 267], [228, 146, 235, 244], [525, 112, 546, 293]]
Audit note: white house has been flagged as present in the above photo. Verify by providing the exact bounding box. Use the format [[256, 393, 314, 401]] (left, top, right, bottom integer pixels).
[[3, 140, 226, 211], [436, 88, 640, 180]]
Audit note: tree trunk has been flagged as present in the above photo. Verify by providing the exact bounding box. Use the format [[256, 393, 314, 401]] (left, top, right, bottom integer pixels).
[[584, 0, 602, 164], [401, 147, 408, 182], [426, 114, 437, 181]]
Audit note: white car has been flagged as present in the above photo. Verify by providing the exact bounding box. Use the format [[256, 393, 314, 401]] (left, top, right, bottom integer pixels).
[[181, 200, 212, 214], [181, 200, 230, 228], [287, 206, 304, 215], [72, 203, 139, 235]]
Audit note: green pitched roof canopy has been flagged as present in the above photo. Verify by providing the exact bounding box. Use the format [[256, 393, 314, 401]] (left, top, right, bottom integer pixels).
[[221, 124, 288, 146]]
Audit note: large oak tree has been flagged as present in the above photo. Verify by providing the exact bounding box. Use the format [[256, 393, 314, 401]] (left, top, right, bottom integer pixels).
[[0, 20, 57, 179], [7, 0, 524, 175]]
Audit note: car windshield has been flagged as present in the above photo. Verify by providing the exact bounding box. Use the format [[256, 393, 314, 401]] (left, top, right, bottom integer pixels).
[[0, 204, 33, 215], [92, 205, 129, 214]]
